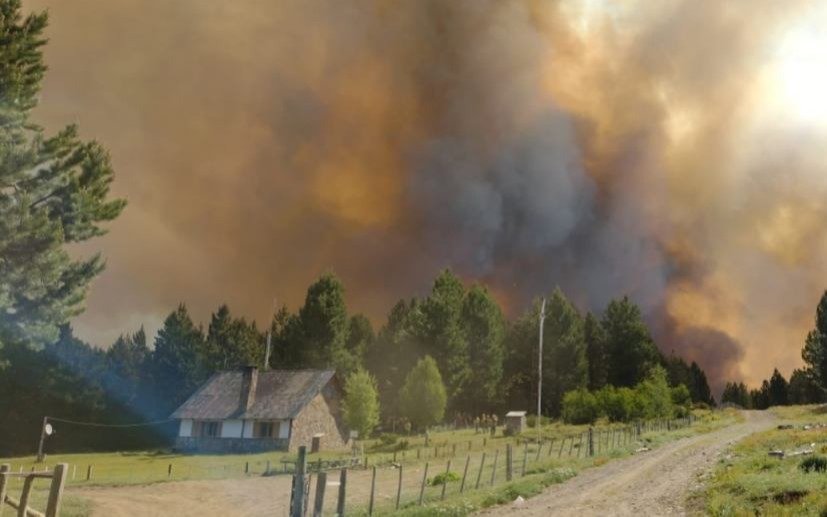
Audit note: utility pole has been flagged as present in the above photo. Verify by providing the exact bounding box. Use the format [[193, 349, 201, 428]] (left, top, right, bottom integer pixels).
[[537, 297, 547, 441], [263, 297, 277, 371], [36, 416, 48, 463]]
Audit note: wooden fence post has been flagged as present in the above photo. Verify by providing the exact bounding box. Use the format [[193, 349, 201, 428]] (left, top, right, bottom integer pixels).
[[168, 464, 173, 478], [337, 468, 347, 516], [396, 465, 403, 510], [460, 455, 470, 493], [558, 437, 566, 458], [368, 466, 377, 515], [475, 453, 486, 490], [568, 436, 574, 456], [290, 446, 308, 517], [418, 462, 429, 506], [490, 449, 499, 486], [441, 460, 451, 500], [548, 438, 555, 457], [19, 476, 35, 517], [0, 464, 9, 517], [577, 434, 583, 458], [588, 428, 594, 457], [86, 465, 92, 481], [506, 444, 513, 481], [313, 472, 327, 517], [522, 443, 528, 476], [535, 442, 543, 461]]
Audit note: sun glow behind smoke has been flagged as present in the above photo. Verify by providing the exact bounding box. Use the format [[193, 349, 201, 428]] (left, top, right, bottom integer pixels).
[[772, 7, 827, 125]]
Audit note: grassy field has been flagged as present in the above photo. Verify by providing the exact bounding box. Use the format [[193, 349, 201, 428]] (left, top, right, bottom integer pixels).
[[705, 405, 827, 516], [0, 409, 736, 516]]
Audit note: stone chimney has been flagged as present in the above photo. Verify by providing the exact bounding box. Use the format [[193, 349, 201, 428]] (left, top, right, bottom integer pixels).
[[240, 365, 258, 411]]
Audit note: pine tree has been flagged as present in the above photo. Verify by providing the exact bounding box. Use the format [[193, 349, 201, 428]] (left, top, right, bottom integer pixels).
[[345, 314, 374, 365], [204, 304, 263, 371], [151, 304, 207, 414], [458, 284, 505, 412], [803, 291, 827, 387], [417, 269, 468, 405], [788, 368, 825, 405], [542, 288, 588, 417], [0, 1, 125, 346], [689, 361, 714, 405], [584, 313, 609, 390], [767, 368, 789, 407], [107, 327, 149, 406], [603, 297, 660, 387], [296, 272, 351, 372]]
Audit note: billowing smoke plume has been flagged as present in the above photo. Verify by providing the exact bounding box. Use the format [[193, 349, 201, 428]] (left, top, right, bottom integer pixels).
[[26, 0, 827, 393]]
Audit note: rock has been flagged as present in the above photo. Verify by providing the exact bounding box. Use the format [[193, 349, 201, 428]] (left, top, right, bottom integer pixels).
[[778, 424, 794, 430], [513, 496, 525, 506], [768, 450, 785, 458]]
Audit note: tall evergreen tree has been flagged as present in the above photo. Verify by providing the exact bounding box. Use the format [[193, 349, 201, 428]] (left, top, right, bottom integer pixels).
[[788, 368, 825, 405], [457, 284, 505, 412], [541, 289, 588, 417], [107, 327, 149, 406], [295, 272, 352, 373], [603, 297, 660, 387], [721, 381, 750, 407], [0, 1, 125, 346], [584, 313, 609, 390], [803, 290, 827, 387], [151, 304, 207, 414], [689, 361, 714, 405], [767, 368, 789, 407], [417, 270, 468, 405], [204, 304, 263, 371], [345, 314, 374, 365]]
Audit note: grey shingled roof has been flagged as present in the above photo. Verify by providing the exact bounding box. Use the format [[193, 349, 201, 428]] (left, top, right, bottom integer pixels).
[[171, 369, 336, 420]]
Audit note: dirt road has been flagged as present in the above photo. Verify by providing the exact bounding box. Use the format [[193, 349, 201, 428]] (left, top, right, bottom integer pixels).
[[485, 411, 775, 516]]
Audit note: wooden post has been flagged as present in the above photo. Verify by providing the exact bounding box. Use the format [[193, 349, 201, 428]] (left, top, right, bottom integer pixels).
[[588, 428, 594, 457], [475, 453, 486, 490], [290, 446, 308, 517], [558, 437, 566, 458], [337, 468, 347, 516], [368, 466, 377, 515], [19, 476, 35, 517], [396, 465, 403, 510], [460, 455, 470, 493], [490, 450, 499, 485], [266, 460, 271, 475], [548, 438, 555, 457], [506, 444, 513, 481], [393, 451, 397, 463], [313, 471, 327, 517], [577, 434, 583, 458], [418, 462, 429, 505], [522, 443, 528, 476], [86, 465, 93, 481], [36, 417, 48, 463], [535, 442, 543, 461], [440, 460, 451, 500], [0, 464, 9, 517], [568, 436, 574, 456], [245, 461, 249, 474], [168, 464, 173, 478]]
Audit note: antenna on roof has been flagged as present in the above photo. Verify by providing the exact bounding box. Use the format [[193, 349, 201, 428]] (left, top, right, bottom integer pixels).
[[263, 297, 277, 371]]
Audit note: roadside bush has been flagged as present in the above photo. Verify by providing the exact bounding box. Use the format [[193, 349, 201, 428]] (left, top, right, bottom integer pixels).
[[634, 366, 674, 419], [595, 386, 635, 422], [671, 384, 692, 417], [429, 471, 461, 486], [561, 388, 599, 424], [379, 433, 399, 446], [799, 456, 827, 473]]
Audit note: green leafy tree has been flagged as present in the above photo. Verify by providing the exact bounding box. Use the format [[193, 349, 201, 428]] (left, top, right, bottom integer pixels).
[[803, 291, 827, 387], [634, 365, 674, 419], [595, 385, 635, 422], [342, 369, 380, 439], [0, 0, 125, 346], [398, 355, 447, 430], [670, 384, 692, 417], [417, 270, 468, 405], [151, 304, 207, 413], [365, 299, 425, 421], [204, 304, 263, 371], [584, 313, 609, 391], [603, 297, 660, 387], [457, 284, 505, 412], [561, 388, 599, 424]]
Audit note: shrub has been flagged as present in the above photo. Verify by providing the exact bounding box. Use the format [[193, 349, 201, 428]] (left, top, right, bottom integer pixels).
[[800, 456, 827, 473], [595, 386, 635, 422], [399, 356, 447, 430], [671, 384, 691, 417], [429, 471, 461, 486], [343, 369, 380, 439], [379, 433, 399, 446], [561, 388, 599, 424]]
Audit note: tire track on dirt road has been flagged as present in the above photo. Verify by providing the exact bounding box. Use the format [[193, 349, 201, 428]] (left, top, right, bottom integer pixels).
[[481, 411, 774, 517]]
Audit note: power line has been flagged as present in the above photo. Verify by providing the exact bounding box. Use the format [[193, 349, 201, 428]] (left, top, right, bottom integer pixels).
[[46, 416, 174, 428]]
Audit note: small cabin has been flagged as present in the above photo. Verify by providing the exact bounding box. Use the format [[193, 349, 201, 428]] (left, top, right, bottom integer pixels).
[[505, 411, 527, 435], [171, 367, 348, 453]]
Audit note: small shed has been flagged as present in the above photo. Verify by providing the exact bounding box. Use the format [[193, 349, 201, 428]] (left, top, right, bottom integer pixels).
[[505, 411, 527, 435]]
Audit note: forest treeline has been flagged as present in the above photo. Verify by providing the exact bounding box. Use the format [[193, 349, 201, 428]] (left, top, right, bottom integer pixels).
[[0, 270, 715, 455]]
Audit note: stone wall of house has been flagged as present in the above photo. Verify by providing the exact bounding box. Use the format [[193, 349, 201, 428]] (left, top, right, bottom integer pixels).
[[288, 383, 349, 452], [174, 436, 288, 453]]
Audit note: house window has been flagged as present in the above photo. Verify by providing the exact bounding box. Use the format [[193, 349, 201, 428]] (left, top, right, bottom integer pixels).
[[198, 421, 221, 438], [254, 421, 276, 438]]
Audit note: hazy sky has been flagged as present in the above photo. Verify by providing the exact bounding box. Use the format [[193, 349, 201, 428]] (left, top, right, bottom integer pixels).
[[23, 0, 827, 392]]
